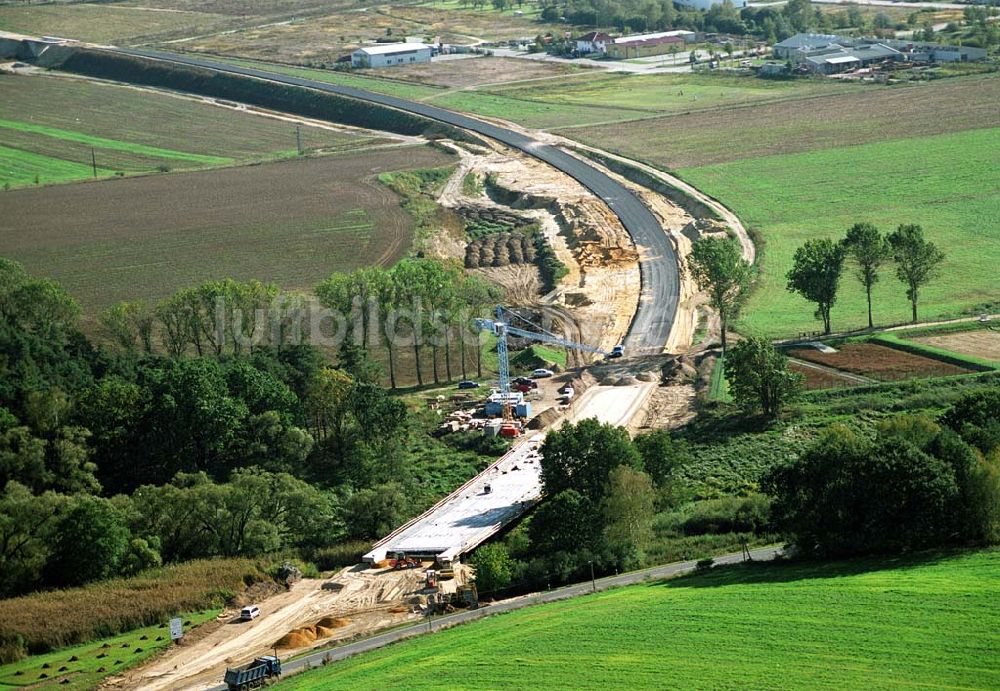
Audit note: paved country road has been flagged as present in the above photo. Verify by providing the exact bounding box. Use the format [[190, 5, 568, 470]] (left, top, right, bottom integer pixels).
[[208, 546, 780, 689], [110, 47, 679, 355]]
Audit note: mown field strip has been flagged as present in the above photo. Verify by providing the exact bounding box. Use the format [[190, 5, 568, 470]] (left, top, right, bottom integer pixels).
[[0, 118, 232, 164]]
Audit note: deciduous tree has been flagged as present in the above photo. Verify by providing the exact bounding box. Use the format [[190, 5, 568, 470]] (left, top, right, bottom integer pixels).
[[689, 236, 752, 353], [841, 222, 889, 329], [786, 238, 845, 334], [724, 337, 802, 418], [887, 224, 945, 323]]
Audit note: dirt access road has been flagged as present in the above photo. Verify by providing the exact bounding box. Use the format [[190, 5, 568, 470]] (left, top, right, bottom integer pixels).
[[107, 567, 429, 691]]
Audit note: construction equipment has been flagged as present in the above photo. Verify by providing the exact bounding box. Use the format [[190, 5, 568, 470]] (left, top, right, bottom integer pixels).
[[223, 655, 281, 690], [474, 306, 608, 431], [391, 551, 420, 570], [425, 569, 438, 589]]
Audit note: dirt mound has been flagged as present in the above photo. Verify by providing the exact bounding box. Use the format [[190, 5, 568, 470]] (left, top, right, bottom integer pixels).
[[388, 605, 408, 614], [527, 407, 561, 430], [315, 626, 334, 638], [316, 617, 350, 629], [274, 631, 312, 649]]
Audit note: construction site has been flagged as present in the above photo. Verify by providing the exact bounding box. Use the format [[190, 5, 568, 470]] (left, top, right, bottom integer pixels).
[[38, 42, 758, 691]]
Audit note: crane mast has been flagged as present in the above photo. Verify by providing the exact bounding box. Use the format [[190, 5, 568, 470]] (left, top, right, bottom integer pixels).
[[474, 306, 609, 424]]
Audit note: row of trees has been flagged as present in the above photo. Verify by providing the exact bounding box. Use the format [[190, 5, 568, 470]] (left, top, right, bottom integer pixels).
[[94, 257, 502, 390], [787, 223, 945, 334], [316, 258, 500, 389]]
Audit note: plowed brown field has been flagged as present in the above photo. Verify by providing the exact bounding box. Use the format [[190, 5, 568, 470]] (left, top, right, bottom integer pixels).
[[0, 145, 454, 313], [788, 343, 972, 382]]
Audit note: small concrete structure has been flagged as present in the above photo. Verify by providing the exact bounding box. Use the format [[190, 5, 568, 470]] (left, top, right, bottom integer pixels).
[[351, 42, 432, 68]]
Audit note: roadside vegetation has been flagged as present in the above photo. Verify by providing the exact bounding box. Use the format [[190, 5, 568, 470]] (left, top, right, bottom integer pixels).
[[279, 548, 1000, 689], [0, 558, 260, 661], [0, 609, 219, 690]]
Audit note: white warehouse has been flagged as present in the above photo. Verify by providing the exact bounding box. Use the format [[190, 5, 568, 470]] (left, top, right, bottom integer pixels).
[[351, 42, 433, 68]]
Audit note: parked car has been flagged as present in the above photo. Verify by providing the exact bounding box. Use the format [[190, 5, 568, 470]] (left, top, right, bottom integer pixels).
[[512, 377, 538, 389], [532, 368, 554, 378], [608, 344, 625, 358], [240, 605, 261, 621], [457, 380, 480, 389]]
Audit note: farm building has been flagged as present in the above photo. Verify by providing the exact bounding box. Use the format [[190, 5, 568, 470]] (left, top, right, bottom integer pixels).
[[576, 31, 613, 54], [775, 33, 987, 68], [351, 42, 433, 68], [604, 31, 696, 59]]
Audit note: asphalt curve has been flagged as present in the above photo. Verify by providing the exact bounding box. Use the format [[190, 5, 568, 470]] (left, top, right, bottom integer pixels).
[[111, 48, 679, 354], [207, 546, 780, 690]]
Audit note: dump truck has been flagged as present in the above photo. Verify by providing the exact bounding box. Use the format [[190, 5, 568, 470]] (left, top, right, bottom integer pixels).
[[224, 655, 281, 690]]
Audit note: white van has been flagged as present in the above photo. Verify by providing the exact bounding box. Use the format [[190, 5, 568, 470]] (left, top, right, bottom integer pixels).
[[240, 605, 261, 621]]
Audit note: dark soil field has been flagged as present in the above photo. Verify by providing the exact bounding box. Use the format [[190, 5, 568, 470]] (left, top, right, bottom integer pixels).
[[789, 362, 857, 390], [788, 343, 972, 382], [0, 145, 454, 313], [569, 75, 1000, 168]]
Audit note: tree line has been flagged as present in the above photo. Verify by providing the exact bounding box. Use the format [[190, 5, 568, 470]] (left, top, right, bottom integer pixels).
[[787, 223, 945, 335], [0, 258, 498, 597]]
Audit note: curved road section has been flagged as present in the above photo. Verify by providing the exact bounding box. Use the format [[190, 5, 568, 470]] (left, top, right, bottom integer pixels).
[[112, 47, 679, 354]]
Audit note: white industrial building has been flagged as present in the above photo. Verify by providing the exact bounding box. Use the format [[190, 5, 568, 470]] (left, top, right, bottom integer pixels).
[[351, 42, 432, 68]]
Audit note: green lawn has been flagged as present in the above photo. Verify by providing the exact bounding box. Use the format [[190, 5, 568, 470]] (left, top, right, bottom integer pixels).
[[279, 549, 1000, 690], [0, 145, 115, 187], [493, 71, 848, 119], [678, 127, 1000, 338], [0, 610, 218, 691]]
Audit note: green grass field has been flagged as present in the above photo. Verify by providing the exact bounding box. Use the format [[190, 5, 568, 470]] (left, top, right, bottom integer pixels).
[[493, 71, 849, 120], [279, 548, 1000, 690], [0, 609, 218, 691], [678, 127, 1000, 338], [0, 74, 376, 188]]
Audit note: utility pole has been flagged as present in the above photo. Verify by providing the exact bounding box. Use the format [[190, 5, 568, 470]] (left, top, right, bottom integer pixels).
[[295, 125, 303, 155], [91, 148, 97, 178]]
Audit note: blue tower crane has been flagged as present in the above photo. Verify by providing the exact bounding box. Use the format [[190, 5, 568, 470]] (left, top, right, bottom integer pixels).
[[474, 305, 609, 422]]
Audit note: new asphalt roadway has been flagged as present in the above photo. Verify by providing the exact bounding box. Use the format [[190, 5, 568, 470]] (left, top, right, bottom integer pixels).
[[208, 546, 779, 689], [111, 47, 680, 355]]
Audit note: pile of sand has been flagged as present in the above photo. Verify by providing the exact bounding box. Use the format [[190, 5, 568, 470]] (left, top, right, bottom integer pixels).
[[316, 616, 350, 629]]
